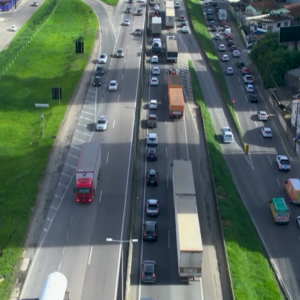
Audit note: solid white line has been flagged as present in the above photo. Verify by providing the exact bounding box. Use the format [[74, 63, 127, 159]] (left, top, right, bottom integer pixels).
[[166, 174, 168, 188], [183, 112, 189, 160], [268, 155, 272, 165], [113, 119, 116, 128], [66, 230, 70, 240], [62, 246, 66, 255], [166, 147, 168, 158], [106, 152, 109, 164], [277, 178, 280, 186], [168, 230, 170, 248], [88, 247, 93, 265], [99, 190, 103, 203], [58, 261, 62, 272], [55, 194, 62, 199], [59, 183, 67, 188], [237, 77, 240, 82]]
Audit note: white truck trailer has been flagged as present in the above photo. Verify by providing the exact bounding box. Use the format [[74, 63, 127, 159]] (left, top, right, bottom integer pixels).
[[166, 39, 178, 62], [173, 160, 203, 280], [39, 272, 69, 300], [217, 9, 227, 20], [74, 142, 101, 203], [151, 17, 162, 35], [165, 7, 175, 28], [165, 0, 174, 8]]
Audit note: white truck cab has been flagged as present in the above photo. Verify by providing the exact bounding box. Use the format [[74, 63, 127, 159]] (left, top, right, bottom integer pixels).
[[221, 126, 234, 143]]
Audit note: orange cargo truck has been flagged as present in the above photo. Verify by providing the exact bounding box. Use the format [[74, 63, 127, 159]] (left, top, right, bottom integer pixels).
[[284, 178, 300, 204], [167, 71, 184, 119]]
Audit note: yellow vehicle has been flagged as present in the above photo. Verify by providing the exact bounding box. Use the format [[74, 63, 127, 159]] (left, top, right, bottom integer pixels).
[[269, 198, 290, 224]]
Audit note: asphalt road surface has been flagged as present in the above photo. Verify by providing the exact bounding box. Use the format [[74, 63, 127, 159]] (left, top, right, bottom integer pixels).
[[130, 1, 233, 300], [202, 2, 300, 299], [19, 0, 145, 299]]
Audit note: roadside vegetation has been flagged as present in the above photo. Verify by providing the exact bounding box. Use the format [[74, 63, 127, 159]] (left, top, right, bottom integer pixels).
[[185, 0, 243, 140], [189, 61, 284, 300], [249, 33, 300, 88], [102, 0, 119, 6], [0, 0, 98, 298]]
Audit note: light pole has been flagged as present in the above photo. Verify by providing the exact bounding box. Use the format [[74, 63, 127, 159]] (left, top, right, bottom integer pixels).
[[106, 238, 138, 300], [35, 103, 49, 139]]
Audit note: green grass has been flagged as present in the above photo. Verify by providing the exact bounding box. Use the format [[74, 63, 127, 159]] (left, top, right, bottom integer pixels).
[[0, 0, 98, 298], [189, 61, 284, 300], [186, 0, 244, 142], [102, 0, 118, 6]]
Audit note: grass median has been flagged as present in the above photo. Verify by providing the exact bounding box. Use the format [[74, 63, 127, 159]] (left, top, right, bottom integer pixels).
[[0, 0, 98, 298], [185, 0, 243, 140], [189, 61, 283, 300]]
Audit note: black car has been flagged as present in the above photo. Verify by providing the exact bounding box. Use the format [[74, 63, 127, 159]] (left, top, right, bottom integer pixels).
[[96, 65, 104, 76], [136, 9, 143, 15], [207, 15, 213, 21], [146, 148, 157, 161], [141, 260, 157, 283], [93, 76, 101, 87], [249, 94, 258, 103], [236, 60, 245, 68], [181, 20, 187, 27], [227, 40, 235, 47], [147, 169, 158, 186], [210, 26, 217, 32], [125, 7, 131, 13], [212, 2, 217, 7], [143, 221, 158, 241]]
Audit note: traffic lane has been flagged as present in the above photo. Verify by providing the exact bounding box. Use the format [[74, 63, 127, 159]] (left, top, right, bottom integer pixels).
[[224, 152, 300, 300]]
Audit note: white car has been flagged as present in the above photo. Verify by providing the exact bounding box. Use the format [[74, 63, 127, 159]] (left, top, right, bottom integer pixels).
[[151, 55, 158, 63], [9, 25, 18, 31], [257, 111, 268, 121], [109, 80, 118, 91], [219, 44, 226, 52], [182, 26, 189, 33], [174, 1, 180, 8], [222, 54, 229, 62], [221, 126, 234, 143], [150, 77, 158, 86], [246, 84, 254, 93], [215, 33, 221, 40], [32, 1, 39, 6], [276, 155, 291, 171], [124, 19, 130, 26], [149, 99, 158, 110], [134, 28, 142, 36], [232, 50, 240, 57], [152, 66, 160, 75], [99, 53, 107, 64], [154, 4, 160, 11], [96, 115, 108, 131], [226, 67, 234, 75], [243, 74, 254, 84], [261, 127, 272, 138], [147, 133, 158, 146], [297, 216, 300, 227]]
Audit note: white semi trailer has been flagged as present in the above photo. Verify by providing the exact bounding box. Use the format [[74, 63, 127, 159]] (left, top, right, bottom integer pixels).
[[173, 160, 203, 280]]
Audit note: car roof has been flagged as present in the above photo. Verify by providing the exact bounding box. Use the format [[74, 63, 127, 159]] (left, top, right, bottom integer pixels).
[[150, 99, 157, 103], [278, 155, 288, 160], [148, 148, 156, 152], [149, 169, 156, 174], [100, 53, 106, 56], [263, 127, 271, 130], [258, 110, 266, 114], [110, 80, 117, 84], [147, 199, 158, 204], [153, 66, 159, 69], [98, 115, 106, 120], [148, 133, 157, 137], [118, 48, 123, 51]]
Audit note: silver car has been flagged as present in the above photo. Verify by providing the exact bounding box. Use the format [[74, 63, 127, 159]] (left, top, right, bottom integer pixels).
[[147, 133, 158, 146], [146, 199, 159, 216], [96, 115, 108, 131]]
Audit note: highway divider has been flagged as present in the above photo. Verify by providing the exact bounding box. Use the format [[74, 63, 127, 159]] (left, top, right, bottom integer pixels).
[[189, 60, 284, 300]]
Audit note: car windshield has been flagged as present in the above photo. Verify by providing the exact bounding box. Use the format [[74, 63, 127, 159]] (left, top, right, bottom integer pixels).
[[148, 204, 158, 209], [149, 138, 156, 141], [281, 160, 290, 165], [111, 83, 116, 86], [100, 55, 105, 58], [98, 120, 106, 124]]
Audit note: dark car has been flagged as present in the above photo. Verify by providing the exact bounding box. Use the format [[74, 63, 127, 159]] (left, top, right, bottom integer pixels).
[[178, 15, 185, 21], [147, 114, 158, 128], [181, 20, 187, 27], [230, 45, 237, 51], [207, 15, 213, 21], [143, 221, 158, 241], [125, 7, 131, 13], [146, 148, 157, 161], [93, 76, 101, 87], [146, 199, 159, 216], [147, 169, 158, 186], [236, 60, 245, 68], [95, 65, 104, 76], [207, 8, 213, 15], [141, 260, 157, 283], [136, 9, 143, 15], [212, 2, 217, 7], [215, 7, 220, 12], [210, 26, 217, 32], [249, 94, 258, 103], [227, 40, 235, 47]]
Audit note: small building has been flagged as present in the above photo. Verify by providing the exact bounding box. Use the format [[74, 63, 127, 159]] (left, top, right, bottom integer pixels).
[[245, 1, 278, 16], [248, 14, 291, 33], [284, 4, 300, 24], [284, 68, 300, 91]]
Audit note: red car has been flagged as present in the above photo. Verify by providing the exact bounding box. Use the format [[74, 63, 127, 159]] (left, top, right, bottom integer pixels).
[[241, 67, 251, 75], [225, 34, 232, 40], [178, 15, 185, 21], [230, 45, 237, 51], [152, 11, 160, 17]]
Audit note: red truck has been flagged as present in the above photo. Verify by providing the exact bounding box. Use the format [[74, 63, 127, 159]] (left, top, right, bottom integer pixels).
[[74, 142, 101, 203]]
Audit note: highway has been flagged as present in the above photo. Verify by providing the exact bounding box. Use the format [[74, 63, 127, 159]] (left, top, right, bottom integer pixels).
[[19, 0, 145, 299], [130, 1, 233, 300], [201, 2, 300, 299]]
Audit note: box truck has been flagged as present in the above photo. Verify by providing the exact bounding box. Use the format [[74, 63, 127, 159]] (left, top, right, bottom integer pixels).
[[165, 7, 175, 28], [74, 142, 101, 203], [151, 17, 162, 35], [285, 178, 300, 204], [167, 72, 184, 118], [166, 38, 178, 62]]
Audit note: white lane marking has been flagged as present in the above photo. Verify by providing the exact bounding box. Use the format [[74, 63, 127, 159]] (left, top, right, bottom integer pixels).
[[166, 147, 168, 158], [113, 119, 116, 128], [88, 247, 93, 265], [80, 116, 94, 122], [244, 154, 254, 170], [82, 111, 94, 116], [268, 155, 272, 165], [245, 95, 248, 102], [68, 153, 78, 159], [99, 190, 103, 203], [254, 121, 258, 127], [166, 174, 168, 188], [62, 246, 66, 255], [168, 230, 170, 248], [237, 77, 240, 82], [70, 215, 73, 225], [260, 135, 264, 143], [76, 129, 92, 137], [66, 230, 70, 240], [106, 152, 110, 164], [73, 136, 86, 143], [277, 178, 280, 186], [71, 145, 81, 151], [65, 163, 76, 169], [122, 74, 124, 81], [62, 172, 72, 178], [58, 261, 62, 272], [241, 85, 244, 92], [59, 183, 68, 188], [249, 108, 253, 114], [118, 94, 120, 102], [125, 58, 127, 64]]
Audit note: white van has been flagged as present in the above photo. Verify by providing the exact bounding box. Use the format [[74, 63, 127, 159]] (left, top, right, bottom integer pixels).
[[221, 126, 234, 143]]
